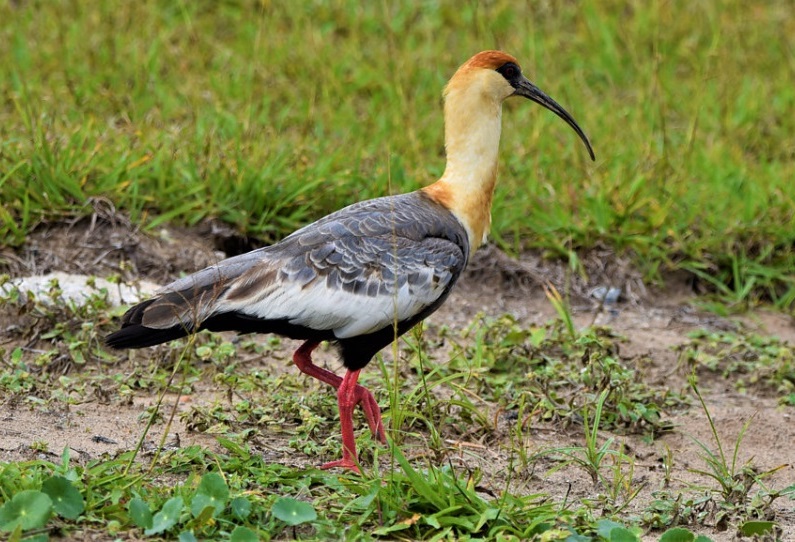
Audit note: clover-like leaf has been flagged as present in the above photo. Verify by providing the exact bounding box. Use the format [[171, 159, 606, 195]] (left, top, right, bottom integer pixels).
[[0, 490, 53, 532], [739, 521, 777, 537], [659, 528, 695, 542], [230, 525, 259, 542], [595, 519, 625, 540], [144, 496, 184, 535], [190, 472, 229, 518], [271, 497, 316, 526], [41, 475, 85, 520], [231, 496, 252, 520], [609, 527, 640, 542], [128, 497, 153, 529]]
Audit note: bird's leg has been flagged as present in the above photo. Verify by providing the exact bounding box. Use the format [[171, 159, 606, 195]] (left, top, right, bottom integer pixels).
[[319, 368, 362, 472], [292, 341, 386, 444]]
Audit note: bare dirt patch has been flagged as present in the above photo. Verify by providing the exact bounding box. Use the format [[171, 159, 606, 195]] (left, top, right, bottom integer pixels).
[[1, 218, 794, 541]]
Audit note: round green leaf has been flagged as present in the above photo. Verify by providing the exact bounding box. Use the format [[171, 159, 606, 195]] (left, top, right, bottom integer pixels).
[[0, 490, 53, 532], [144, 496, 184, 536], [659, 527, 696, 542], [230, 525, 259, 542], [231, 497, 252, 520], [609, 527, 640, 542], [595, 519, 623, 540], [190, 472, 229, 518], [271, 497, 316, 526], [128, 497, 153, 529], [740, 521, 777, 536], [179, 531, 199, 542], [41, 475, 85, 520]]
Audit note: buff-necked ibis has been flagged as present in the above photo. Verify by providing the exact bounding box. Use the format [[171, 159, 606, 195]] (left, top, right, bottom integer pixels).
[[106, 50, 595, 473]]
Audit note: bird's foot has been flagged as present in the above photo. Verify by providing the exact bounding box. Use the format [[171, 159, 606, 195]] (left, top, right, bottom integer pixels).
[[319, 458, 361, 474], [292, 343, 386, 443]]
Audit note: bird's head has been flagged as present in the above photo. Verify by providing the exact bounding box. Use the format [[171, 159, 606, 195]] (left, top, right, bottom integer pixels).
[[445, 50, 595, 160]]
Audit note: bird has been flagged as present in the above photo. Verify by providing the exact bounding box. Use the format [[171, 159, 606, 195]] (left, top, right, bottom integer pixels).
[[106, 50, 595, 473]]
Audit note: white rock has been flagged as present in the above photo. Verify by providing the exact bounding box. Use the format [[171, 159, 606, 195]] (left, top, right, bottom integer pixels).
[[4, 272, 160, 307]]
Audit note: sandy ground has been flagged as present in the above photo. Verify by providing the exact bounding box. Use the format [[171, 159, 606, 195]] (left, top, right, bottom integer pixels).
[[1, 216, 793, 541]]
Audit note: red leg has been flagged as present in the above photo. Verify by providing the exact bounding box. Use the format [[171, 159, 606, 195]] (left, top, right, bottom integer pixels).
[[291, 342, 386, 456], [319, 369, 362, 472]]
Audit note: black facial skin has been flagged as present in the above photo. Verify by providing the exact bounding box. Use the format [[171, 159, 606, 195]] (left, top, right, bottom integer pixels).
[[496, 62, 522, 86]]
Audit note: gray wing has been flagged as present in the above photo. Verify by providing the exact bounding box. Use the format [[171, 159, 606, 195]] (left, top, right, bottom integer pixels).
[[137, 191, 469, 338]]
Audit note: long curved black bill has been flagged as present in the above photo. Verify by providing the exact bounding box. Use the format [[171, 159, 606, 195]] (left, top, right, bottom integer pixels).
[[515, 77, 595, 161]]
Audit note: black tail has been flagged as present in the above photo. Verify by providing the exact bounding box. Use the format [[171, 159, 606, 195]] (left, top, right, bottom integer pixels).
[[105, 297, 191, 349], [105, 297, 337, 350], [105, 324, 190, 349]]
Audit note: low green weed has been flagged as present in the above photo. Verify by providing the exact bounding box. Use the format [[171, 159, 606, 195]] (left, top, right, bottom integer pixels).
[[3, 433, 702, 541], [677, 329, 795, 405], [641, 491, 707, 531], [0, 443, 324, 540], [450, 314, 685, 436], [683, 379, 789, 537], [0, 276, 212, 409]]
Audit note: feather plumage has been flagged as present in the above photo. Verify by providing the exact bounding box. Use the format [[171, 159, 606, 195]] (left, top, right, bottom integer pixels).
[[106, 50, 594, 473], [106, 191, 468, 369]]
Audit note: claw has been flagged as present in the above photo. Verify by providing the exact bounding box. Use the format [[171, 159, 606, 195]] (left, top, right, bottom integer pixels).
[[319, 458, 361, 474]]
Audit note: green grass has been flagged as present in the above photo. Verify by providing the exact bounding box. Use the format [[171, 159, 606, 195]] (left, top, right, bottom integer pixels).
[[446, 314, 685, 436], [1, 1, 795, 305], [680, 379, 792, 536], [2, 2, 795, 540], [4, 277, 794, 540], [677, 328, 795, 405], [1, 439, 702, 541]]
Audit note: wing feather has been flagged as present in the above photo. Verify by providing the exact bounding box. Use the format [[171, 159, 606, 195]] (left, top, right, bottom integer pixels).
[[223, 235, 464, 337], [128, 191, 469, 339]]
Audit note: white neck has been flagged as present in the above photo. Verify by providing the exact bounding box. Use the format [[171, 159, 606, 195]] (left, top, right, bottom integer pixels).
[[442, 91, 503, 186], [423, 81, 504, 251]]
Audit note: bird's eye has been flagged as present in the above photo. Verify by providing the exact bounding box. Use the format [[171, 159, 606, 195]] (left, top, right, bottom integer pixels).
[[497, 62, 520, 81]]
